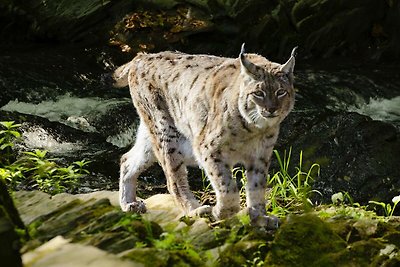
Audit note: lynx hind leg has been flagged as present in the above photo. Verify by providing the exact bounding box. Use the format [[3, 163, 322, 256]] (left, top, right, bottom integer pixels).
[[148, 120, 203, 214], [119, 122, 155, 213]]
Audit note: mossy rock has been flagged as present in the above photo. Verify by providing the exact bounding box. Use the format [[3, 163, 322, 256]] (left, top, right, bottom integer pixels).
[[215, 240, 266, 267], [121, 247, 203, 267], [265, 213, 346, 266], [384, 231, 400, 248], [321, 239, 387, 267], [191, 228, 231, 250], [17, 190, 163, 253], [31, 198, 114, 241]]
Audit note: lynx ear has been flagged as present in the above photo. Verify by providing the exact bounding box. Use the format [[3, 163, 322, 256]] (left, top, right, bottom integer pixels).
[[280, 46, 298, 74], [239, 43, 259, 78]]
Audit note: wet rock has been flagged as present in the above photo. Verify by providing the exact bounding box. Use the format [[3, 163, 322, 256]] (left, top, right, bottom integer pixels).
[[294, 64, 400, 113], [276, 110, 400, 206], [89, 102, 137, 146]]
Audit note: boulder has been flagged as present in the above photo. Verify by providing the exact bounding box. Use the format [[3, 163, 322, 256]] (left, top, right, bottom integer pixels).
[[22, 236, 143, 267], [265, 213, 346, 266], [277, 110, 400, 206]]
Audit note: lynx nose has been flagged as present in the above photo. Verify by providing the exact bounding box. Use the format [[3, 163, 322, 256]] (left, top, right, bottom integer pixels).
[[264, 99, 278, 116], [262, 108, 278, 118]]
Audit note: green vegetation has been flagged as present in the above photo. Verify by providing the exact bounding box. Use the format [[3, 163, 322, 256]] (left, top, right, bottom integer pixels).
[[197, 147, 320, 217], [0, 121, 90, 194], [267, 148, 320, 216], [369, 196, 400, 220], [0, 121, 21, 165]]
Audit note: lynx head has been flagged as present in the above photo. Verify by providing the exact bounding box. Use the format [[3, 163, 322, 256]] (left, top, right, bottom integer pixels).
[[238, 44, 297, 129]]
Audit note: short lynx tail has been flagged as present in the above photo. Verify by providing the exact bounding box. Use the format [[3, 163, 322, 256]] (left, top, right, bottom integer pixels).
[[112, 60, 134, 88]]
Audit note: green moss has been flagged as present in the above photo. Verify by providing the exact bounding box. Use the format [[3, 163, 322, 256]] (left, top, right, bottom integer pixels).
[[216, 241, 266, 267], [319, 239, 385, 266], [384, 232, 400, 247], [168, 250, 203, 267], [27, 220, 42, 239], [191, 228, 231, 250], [265, 213, 346, 267], [122, 247, 203, 267], [122, 248, 170, 267]]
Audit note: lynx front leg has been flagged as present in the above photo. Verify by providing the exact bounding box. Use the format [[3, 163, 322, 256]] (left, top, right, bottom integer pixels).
[[245, 166, 279, 229], [198, 150, 240, 220], [119, 122, 155, 213]]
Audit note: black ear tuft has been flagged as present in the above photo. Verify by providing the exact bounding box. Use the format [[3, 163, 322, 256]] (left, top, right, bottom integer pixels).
[[240, 43, 246, 57], [291, 46, 298, 58]]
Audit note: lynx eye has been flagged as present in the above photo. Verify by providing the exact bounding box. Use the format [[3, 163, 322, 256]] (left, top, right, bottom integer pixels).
[[252, 91, 265, 99], [275, 89, 287, 98]]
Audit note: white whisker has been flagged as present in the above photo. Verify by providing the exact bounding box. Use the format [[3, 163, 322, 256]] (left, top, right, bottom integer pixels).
[[248, 109, 260, 123]]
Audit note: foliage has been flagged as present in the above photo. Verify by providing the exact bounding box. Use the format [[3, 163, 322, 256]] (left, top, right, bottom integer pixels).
[[369, 195, 400, 219], [232, 166, 247, 207], [115, 212, 203, 262], [0, 121, 21, 165], [245, 243, 267, 267], [196, 147, 320, 217], [195, 169, 215, 206], [0, 121, 90, 194], [267, 148, 321, 216], [318, 192, 377, 221]]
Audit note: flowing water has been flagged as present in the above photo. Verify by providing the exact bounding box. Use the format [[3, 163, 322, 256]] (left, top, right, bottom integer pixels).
[[348, 96, 400, 125], [1, 94, 136, 147]]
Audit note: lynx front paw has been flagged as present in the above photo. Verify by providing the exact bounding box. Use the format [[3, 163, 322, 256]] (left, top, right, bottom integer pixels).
[[212, 205, 239, 220], [188, 205, 212, 217], [252, 215, 280, 229], [121, 200, 147, 213]]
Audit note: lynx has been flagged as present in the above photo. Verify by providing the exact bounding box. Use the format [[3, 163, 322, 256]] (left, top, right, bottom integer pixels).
[[114, 44, 297, 227]]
